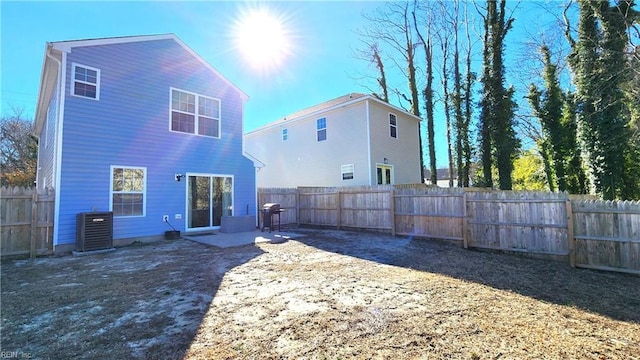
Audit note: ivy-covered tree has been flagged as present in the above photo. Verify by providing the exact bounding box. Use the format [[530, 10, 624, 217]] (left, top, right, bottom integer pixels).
[[567, 0, 640, 199], [478, 0, 519, 190], [528, 45, 587, 193]]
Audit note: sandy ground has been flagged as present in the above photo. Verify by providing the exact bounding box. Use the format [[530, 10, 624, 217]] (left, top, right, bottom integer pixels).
[[1, 228, 639, 359]]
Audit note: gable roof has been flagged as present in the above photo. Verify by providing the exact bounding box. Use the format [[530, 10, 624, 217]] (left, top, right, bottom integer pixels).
[[49, 33, 247, 100], [246, 92, 421, 135], [35, 34, 247, 134]]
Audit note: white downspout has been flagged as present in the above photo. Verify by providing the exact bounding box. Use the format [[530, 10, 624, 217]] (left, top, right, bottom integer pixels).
[[48, 48, 66, 248], [366, 99, 372, 186]]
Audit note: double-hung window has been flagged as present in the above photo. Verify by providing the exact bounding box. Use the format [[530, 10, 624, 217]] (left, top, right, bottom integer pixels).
[[72, 63, 100, 100], [282, 128, 288, 141], [170, 88, 221, 138], [111, 166, 146, 217], [389, 113, 397, 138], [341, 164, 354, 180], [317, 117, 327, 141]]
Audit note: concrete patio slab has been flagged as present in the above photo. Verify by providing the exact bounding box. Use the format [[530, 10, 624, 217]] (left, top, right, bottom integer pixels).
[[183, 230, 305, 248]]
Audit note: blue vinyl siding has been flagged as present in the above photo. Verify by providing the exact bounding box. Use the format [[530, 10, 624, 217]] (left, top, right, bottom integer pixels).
[[54, 39, 254, 244]]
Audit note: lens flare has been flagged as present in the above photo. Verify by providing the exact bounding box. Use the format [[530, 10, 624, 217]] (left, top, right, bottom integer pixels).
[[233, 7, 293, 73]]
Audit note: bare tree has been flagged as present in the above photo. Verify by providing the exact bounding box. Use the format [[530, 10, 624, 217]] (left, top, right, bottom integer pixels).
[[360, 1, 425, 182], [1, 107, 38, 187]]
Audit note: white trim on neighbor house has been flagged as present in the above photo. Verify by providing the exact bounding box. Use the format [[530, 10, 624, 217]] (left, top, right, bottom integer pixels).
[[375, 163, 394, 185], [365, 99, 372, 186], [389, 112, 398, 139], [245, 94, 421, 136], [169, 87, 221, 138], [316, 117, 327, 142], [109, 165, 147, 218], [341, 164, 355, 181], [71, 62, 101, 100]]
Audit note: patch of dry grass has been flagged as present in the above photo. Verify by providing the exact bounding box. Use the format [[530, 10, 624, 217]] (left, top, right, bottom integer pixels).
[[2, 229, 639, 359]]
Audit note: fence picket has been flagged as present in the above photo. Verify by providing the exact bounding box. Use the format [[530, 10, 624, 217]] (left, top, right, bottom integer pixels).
[[238, 187, 638, 275], [1, 187, 55, 258]]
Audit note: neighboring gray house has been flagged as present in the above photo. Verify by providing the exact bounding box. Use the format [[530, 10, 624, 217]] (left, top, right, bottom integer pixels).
[[244, 93, 422, 188]]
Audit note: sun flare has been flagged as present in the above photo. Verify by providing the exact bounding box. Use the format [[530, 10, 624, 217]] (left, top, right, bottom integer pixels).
[[234, 8, 292, 72]]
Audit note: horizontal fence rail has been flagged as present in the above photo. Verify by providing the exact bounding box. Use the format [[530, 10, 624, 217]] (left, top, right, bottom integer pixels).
[[258, 186, 639, 275]]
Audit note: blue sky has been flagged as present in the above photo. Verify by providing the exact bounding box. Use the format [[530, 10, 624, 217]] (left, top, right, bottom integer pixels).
[[1, 1, 560, 168], [1, 1, 384, 127]]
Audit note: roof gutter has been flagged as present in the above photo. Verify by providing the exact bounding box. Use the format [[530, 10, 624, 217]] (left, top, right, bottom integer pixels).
[[245, 95, 374, 136], [34, 43, 59, 135]]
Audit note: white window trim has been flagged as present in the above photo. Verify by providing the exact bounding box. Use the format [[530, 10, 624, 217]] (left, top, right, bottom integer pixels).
[[317, 117, 327, 142], [71, 62, 100, 100], [341, 164, 354, 181], [169, 87, 221, 138], [109, 165, 147, 218], [389, 112, 398, 139]]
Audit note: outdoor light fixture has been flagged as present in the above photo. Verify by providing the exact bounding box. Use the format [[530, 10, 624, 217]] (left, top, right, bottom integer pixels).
[[175, 173, 185, 182], [384, 158, 388, 164]]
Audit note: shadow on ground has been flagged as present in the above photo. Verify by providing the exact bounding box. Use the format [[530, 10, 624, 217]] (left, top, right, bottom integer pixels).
[[295, 228, 640, 323], [0, 239, 264, 359]]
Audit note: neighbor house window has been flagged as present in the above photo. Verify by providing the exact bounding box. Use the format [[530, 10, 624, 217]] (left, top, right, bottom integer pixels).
[[389, 113, 397, 138], [341, 164, 354, 180], [317, 117, 327, 141], [111, 166, 146, 217], [72, 63, 100, 100], [170, 88, 221, 138], [282, 128, 288, 141]]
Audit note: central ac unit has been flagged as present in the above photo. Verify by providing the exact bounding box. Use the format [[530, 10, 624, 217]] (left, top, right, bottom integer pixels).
[[76, 212, 113, 252]]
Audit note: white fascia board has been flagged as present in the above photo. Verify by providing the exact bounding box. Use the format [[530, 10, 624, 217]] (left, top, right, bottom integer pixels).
[[34, 44, 61, 136], [51, 33, 176, 52], [51, 33, 249, 102], [367, 96, 422, 122], [243, 151, 266, 169], [245, 96, 373, 136]]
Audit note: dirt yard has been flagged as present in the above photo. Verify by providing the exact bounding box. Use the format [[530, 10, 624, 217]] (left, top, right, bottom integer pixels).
[[1, 229, 639, 359]]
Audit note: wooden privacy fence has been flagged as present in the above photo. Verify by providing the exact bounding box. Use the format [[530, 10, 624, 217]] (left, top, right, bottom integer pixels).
[[0, 187, 54, 258], [258, 186, 639, 275], [572, 200, 640, 274]]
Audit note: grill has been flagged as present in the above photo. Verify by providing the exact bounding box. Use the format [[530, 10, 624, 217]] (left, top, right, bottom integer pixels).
[[261, 203, 282, 232]]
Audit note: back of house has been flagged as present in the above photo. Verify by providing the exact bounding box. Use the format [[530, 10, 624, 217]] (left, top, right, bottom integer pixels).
[[34, 34, 258, 253]]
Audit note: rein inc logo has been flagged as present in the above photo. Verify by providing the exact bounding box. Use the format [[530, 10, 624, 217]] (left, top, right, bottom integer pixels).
[[1, 352, 33, 359]]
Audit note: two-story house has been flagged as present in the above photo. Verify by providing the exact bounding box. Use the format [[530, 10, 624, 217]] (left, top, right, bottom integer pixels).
[[34, 34, 258, 253], [244, 93, 422, 188]]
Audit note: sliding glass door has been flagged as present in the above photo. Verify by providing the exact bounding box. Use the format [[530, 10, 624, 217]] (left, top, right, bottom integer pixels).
[[187, 174, 233, 230]]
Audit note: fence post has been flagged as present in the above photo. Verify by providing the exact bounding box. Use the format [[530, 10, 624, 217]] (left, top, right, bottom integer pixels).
[[336, 191, 341, 230], [295, 188, 300, 227], [390, 189, 396, 236], [462, 191, 468, 249], [30, 191, 37, 259], [566, 198, 576, 268]]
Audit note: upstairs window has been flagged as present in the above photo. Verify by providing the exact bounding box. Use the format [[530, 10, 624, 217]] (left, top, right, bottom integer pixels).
[[282, 128, 288, 141], [317, 117, 327, 141], [389, 113, 397, 138], [72, 63, 100, 100], [170, 88, 221, 138]]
